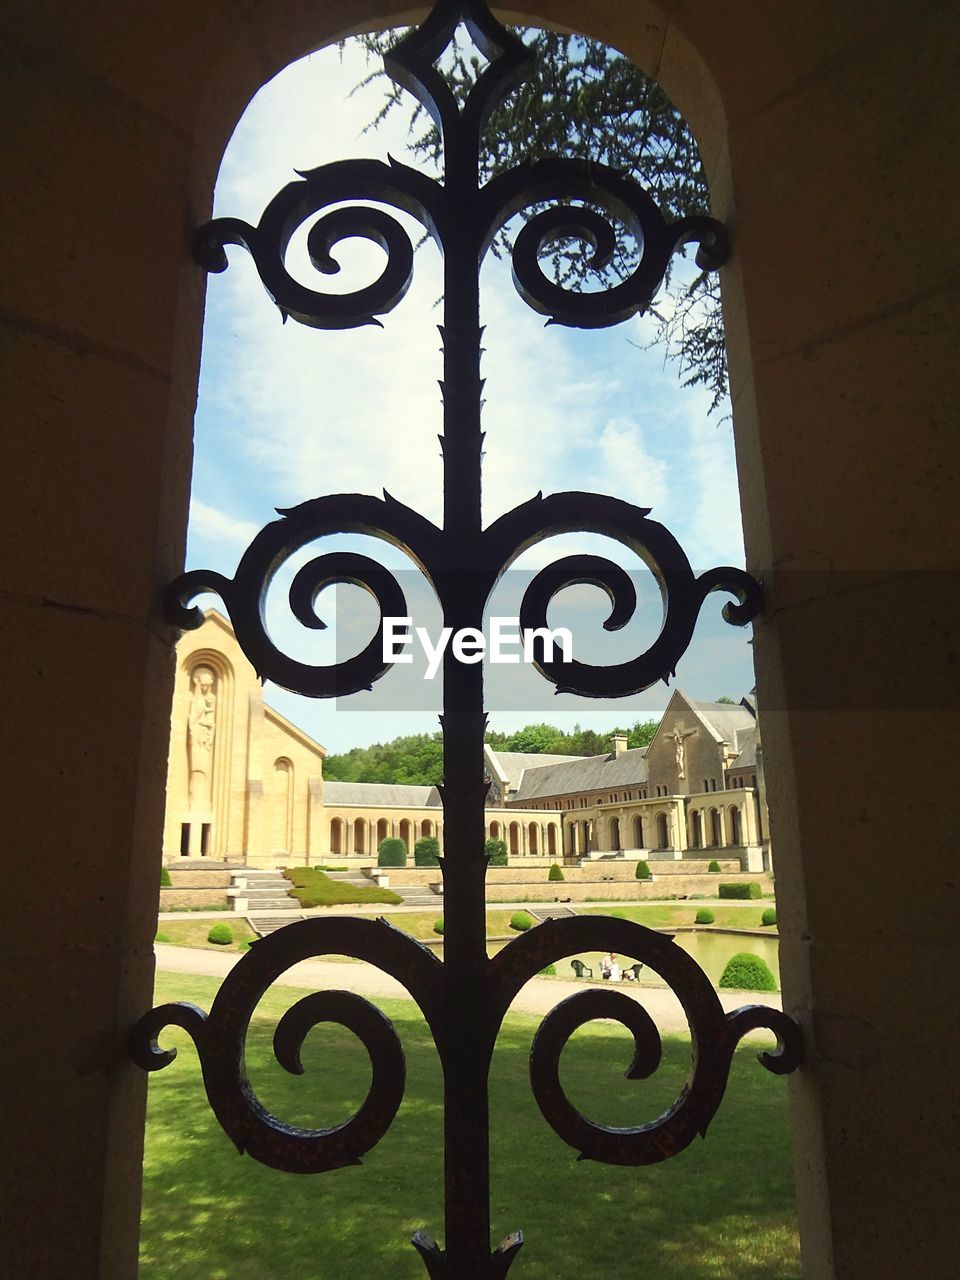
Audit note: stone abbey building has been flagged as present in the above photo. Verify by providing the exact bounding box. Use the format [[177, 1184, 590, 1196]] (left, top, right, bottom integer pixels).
[[165, 612, 768, 871]]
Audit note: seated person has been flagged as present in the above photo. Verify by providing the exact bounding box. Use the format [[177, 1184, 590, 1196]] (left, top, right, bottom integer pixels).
[[599, 952, 614, 979], [608, 953, 622, 982]]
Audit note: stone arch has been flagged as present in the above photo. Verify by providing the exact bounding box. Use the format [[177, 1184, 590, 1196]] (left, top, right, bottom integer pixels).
[[353, 816, 367, 855], [272, 756, 294, 853], [730, 806, 742, 845], [633, 814, 644, 848], [399, 818, 412, 853], [376, 817, 389, 847], [547, 822, 558, 857], [528, 822, 539, 855], [330, 817, 344, 856], [509, 821, 520, 857], [656, 812, 669, 850], [180, 648, 234, 859]]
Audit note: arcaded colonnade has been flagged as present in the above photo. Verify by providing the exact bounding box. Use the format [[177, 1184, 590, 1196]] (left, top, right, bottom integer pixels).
[[3, 2, 957, 1276]]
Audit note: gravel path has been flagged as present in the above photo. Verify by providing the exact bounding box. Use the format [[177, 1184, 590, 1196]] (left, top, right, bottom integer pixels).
[[154, 944, 782, 1035]]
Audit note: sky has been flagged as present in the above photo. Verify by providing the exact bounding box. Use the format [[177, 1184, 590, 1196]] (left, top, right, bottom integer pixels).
[[187, 34, 756, 754]]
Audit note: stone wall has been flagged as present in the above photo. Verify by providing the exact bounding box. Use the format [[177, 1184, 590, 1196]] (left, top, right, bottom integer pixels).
[[159, 888, 229, 910], [483, 875, 772, 903]]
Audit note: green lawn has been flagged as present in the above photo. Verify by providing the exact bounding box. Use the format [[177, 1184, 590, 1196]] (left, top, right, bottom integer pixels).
[[140, 972, 799, 1279], [580, 903, 776, 931], [154, 919, 258, 951]]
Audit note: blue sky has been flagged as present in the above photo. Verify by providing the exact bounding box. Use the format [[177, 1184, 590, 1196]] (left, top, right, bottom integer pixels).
[[187, 37, 756, 753]]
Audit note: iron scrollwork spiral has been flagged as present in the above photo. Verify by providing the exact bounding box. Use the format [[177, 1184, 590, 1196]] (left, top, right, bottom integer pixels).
[[488, 917, 802, 1167], [133, 918, 443, 1172]]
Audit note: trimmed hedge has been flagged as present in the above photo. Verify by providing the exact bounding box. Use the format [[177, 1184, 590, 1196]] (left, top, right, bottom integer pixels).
[[486, 838, 508, 867], [609, 909, 628, 920], [414, 836, 441, 867], [548, 863, 564, 882], [695, 908, 715, 924], [538, 963, 556, 976], [719, 952, 777, 992], [635, 860, 651, 880], [510, 910, 534, 932], [718, 881, 762, 899], [283, 868, 402, 908], [378, 837, 407, 867], [160, 867, 172, 887], [207, 923, 233, 946], [761, 907, 777, 927], [707, 860, 722, 874], [433, 917, 444, 936]]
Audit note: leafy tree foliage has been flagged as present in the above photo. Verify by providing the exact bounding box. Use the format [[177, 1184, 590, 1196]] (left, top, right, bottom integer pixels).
[[352, 27, 726, 409], [414, 836, 441, 867], [323, 718, 660, 787], [485, 837, 508, 867]]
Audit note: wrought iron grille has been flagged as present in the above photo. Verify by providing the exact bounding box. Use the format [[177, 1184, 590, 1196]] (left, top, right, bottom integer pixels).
[[133, 3, 803, 1274]]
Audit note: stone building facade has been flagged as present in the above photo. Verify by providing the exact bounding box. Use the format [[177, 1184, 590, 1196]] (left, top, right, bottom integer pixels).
[[164, 613, 562, 866], [487, 689, 768, 871], [166, 614, 762, 870]]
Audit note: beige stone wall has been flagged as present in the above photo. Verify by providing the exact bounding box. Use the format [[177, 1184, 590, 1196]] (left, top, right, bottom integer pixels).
[[158, 888, 229, 910], [484, 875, 772, 903], [163, 613, 325, 866]]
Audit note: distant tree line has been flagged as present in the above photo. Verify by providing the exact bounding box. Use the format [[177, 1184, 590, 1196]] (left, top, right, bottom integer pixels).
[[323, 718, 660, 787]]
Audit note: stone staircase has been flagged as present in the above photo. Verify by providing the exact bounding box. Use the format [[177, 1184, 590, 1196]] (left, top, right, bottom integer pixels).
[[386, 881, 443, 907], [528, 906, 578, 922], [233, 870, 303, 936]]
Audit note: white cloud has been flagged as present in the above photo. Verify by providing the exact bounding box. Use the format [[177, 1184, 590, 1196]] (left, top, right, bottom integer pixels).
[[189, 38, 752, 750], [188, 498, 260, 547]]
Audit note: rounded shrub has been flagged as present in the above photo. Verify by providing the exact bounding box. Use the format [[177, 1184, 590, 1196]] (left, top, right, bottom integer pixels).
[[707, 860, 722, 874], [378, 837, 407, 867], [718, 952, 777, 992], [433, 916, 444, 936], [160, 866, 172, 887], [695, 908, 715, 924], [414, 836, 441, 867], [207, 923, 233, 946], [538, 963, 557, 976], [485, 838, 508, 867], [609, 909, 628, 920], [548, 863, 564, 882], [510, 910, 534, 932], [635, 860, 651, 880], [761, 907, 777, 927]]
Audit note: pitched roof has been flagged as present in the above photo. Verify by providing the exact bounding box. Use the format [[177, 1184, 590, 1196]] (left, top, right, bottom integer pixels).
[[323, 781, 442, 808], [692, 699, 756, 747], [729, 726, 759, 770], [485, 748, 584, 793], [512, 748, 649, 801]]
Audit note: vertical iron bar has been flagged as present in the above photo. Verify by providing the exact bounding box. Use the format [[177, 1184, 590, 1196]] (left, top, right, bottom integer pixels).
[[439, 136, 496, 1268]]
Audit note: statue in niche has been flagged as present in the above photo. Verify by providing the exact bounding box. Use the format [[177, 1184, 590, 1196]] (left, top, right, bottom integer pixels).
[[187, 666, 217, 808], [670, 727, 697, 779]]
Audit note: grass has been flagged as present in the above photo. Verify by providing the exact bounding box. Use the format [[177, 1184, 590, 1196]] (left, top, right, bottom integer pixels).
[[580, 904, 774, 931], [141, 972, 799, 1280], [154, 919, 258, 952], [283, 867, 402, 908]]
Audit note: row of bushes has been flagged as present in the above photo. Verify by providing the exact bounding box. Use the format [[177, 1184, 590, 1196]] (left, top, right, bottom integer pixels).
[[432, 910, 535, 937], [378, 836, 514, 868], [695, 906, 777, 926]]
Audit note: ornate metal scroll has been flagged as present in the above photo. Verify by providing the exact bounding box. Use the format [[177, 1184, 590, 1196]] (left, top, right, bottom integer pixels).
[[135, 3, 801, 1276]]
